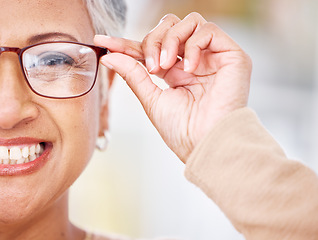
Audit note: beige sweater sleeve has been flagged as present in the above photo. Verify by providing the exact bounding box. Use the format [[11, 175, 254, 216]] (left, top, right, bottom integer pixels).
[[185, 108, 318, 240]]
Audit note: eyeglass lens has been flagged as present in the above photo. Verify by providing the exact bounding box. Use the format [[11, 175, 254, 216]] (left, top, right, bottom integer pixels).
[[22, 42, 98, 98]]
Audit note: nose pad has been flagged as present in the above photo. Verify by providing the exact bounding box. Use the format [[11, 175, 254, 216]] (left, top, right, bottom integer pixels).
[[0, 53, 39, 129]]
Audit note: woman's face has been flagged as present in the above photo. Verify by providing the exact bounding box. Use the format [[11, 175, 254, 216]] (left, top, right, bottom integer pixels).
[[0, 0, 104, 223]]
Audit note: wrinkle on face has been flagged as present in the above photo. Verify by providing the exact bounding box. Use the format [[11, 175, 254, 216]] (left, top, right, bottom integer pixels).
[[0, 0, 102, 229], [0, 0, 95, 46]]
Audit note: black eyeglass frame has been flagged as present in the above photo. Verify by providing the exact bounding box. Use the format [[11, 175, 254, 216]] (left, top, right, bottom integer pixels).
[[0, 41, 108, 99]]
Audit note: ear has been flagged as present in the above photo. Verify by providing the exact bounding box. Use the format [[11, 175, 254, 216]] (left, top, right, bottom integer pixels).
[[98, 68, 116, 136]]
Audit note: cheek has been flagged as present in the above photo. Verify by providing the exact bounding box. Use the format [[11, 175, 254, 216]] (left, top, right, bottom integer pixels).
[[0, 90, 102, 222], [68, 98, 99, 155], [68, 96, 100, 157], [50, 89, 100, 182]]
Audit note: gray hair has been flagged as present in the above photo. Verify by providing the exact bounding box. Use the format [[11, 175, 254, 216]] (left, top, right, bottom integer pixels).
[[83, 0, 127, 37], [82, 0, 127, 103]]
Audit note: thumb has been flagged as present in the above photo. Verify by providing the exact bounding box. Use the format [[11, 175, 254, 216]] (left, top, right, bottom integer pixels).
[[100, 53, 162, 116]]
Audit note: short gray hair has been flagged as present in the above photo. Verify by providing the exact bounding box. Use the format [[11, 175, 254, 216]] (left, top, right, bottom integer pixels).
[[82, 0, 127, 103], [83, 0, 127, 37]]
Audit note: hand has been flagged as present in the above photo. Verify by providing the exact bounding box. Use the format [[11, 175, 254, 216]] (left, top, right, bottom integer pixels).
[[94, 12, 252, 163]]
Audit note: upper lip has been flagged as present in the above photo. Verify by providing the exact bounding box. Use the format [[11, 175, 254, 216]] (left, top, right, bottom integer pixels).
[[0, 137, 48, 146]]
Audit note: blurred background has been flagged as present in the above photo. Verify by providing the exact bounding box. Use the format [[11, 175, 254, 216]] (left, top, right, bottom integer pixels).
[[70, 0, 318, 239]]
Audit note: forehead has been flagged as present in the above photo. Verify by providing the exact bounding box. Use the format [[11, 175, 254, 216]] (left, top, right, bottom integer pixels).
[[0, 0, 95, 45]]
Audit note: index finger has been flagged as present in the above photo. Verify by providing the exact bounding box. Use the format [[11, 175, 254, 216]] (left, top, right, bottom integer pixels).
[[94, 35, 144, 62]]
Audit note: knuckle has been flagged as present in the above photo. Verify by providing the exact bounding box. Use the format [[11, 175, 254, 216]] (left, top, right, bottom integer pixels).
[[142, 15, 182, 52], [141, 33, 162, 51], [185, 12, 204, 21], [203, 22, 219, 31], [129, 62, 151, 85], [161, 13, 180, 22], [199, 22, 221, 39], [163, 34, 181, 48], [152, 41, 162, 51], [142, 33, 152, 45], [165, 28, 183, 43], [124, 60, 140, 80], [121, 39, 136, 51], [187, 12, 200, 18], [142, 33, 155, 47], [184, 38, 195, 50]]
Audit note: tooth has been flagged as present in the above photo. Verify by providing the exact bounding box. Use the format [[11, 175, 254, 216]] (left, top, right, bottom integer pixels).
[[22, 146, 29, 158], [30, 145, 35, 156], [17, 158, 25, 164], [40, 145, 44, 154], [24, 158, 30, 163], [0, 146, 9, 159], [35, 144, 41, 154], [10, 147, 22, 160], [3, 159, 9, 164], [10, 159, 17, 164], [30, 155, 36, 162], [0, 159, 2, 164]]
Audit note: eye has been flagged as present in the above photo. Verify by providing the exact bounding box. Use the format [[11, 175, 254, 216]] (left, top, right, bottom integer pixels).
[[37, 52, 74, 67]]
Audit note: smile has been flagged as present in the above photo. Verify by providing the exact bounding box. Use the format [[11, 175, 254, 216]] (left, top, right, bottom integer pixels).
[[0, 139, 52, 176], [0, 143, 44, 165]]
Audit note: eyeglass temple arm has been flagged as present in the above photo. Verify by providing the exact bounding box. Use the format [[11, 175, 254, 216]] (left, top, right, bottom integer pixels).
[[0, 47, 22, 55]]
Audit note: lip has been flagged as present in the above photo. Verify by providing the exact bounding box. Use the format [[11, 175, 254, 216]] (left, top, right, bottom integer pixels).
[[0, 138, 52, 176]]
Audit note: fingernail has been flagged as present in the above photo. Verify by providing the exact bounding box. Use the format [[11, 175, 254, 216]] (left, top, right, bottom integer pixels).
[[160, 49, 168, 67], [94, 35, 111, 41], [184, 59, 190, 72], [146, 57, 156, 72]]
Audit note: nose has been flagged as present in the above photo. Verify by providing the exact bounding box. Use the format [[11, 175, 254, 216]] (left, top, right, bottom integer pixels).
[[0, 54, 39, 129]]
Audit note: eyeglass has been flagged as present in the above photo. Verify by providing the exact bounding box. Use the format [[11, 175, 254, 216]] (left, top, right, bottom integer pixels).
[[0, 41, 108, 99]]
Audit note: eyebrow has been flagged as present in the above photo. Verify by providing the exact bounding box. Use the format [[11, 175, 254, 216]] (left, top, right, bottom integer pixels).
[[27, 32, 79, 45]]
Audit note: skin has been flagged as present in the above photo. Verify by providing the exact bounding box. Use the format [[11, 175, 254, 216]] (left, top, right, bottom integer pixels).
[[0, 1, 252, 240], [0, 0, 108, 239], [95, 13, 252, 163]]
